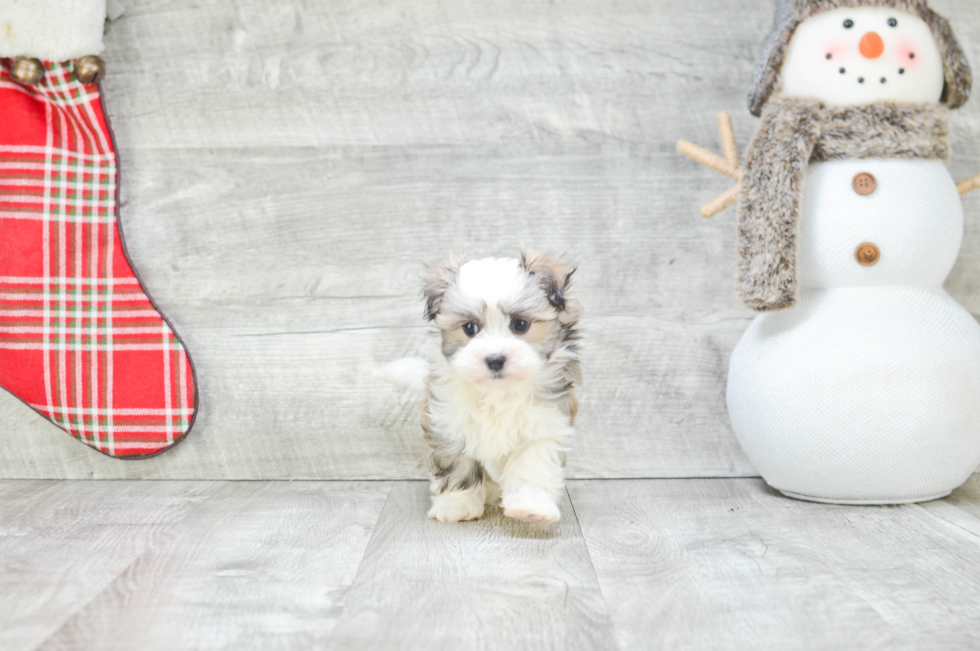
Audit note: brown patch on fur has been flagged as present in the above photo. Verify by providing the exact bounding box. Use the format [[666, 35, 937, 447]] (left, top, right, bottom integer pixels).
[[751, 0, 972, 117], [522, 254, 583, 408], [520, 318, 560, 349], [423, 254, 467, 321], [563, 386, 580, 425], [738, 97, 950, 311], [518, 253, 583, 372], [557, 359, 582, 425], [440, 324, 472, 359], [421, 388, 486, 493], [520, 250, 581, 322]]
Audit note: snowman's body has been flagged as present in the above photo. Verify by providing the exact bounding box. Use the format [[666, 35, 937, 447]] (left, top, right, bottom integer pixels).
[[726, 6, 980, 502], [728, 158, 980, 502]]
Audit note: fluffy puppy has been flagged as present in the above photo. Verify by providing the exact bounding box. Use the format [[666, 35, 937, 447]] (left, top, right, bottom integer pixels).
[[421, 251, 581, 524]]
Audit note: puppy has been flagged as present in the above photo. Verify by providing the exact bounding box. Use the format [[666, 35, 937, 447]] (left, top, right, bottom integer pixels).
[[421, 251, 581, 523]]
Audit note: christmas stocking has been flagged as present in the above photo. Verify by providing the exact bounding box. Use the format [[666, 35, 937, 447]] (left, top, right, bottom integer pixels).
[[0, 1, 197, 457]]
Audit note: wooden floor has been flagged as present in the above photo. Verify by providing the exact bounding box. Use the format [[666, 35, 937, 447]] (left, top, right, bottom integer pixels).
[[4, 477, 980, 650]]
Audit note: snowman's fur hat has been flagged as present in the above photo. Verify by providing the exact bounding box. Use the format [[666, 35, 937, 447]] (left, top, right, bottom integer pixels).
[[749, 0, 972, 117]]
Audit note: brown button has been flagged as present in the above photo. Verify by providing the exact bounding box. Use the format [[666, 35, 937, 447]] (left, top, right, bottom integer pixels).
[[74, 56, 106, 85], [853, 172, 877, 196], [10, 57, 44, 86], [855, 242, 880, 266]]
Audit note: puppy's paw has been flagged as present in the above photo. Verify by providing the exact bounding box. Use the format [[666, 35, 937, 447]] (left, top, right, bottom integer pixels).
[[503, 501, 560, 523], [428, 492, 485, 523], [501, 486, 561, 523]]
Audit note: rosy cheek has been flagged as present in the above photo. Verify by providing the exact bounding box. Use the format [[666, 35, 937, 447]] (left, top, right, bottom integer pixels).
[[896, 40, 922, 70], [823, 42, 848, 62]]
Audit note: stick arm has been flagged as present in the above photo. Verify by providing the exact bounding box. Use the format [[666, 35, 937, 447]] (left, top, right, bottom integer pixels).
[[676, 111, 744, 218], [958, 172, 980, 195]]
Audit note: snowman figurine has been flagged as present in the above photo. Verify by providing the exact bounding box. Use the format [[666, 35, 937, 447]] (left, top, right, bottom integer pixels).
[[679, 0, 980, 503]]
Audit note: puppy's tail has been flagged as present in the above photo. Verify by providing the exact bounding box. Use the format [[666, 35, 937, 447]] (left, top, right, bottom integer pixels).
[[374, 357, 430, 393]]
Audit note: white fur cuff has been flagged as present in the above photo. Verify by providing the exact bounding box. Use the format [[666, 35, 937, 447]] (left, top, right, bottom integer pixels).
[[0, 0, 106, 61]]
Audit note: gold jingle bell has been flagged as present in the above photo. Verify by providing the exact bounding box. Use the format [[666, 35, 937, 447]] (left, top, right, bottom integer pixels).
[[10, 57, 45, 85], [74, 56, 106, 85]]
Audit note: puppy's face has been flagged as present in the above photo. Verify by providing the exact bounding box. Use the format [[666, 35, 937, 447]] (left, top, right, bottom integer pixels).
[[424, 253, 579, 389]]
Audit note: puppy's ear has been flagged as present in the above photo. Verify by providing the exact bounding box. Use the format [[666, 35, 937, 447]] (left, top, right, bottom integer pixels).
[[423, 254, 466, 321], [520, 250, 580, 322]]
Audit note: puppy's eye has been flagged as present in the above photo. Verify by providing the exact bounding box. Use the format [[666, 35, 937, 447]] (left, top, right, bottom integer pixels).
[[511, 319, 530, 334], [843, 19, 854, 29], [463, 322, 480, 337], [888, 18, 898, 27]]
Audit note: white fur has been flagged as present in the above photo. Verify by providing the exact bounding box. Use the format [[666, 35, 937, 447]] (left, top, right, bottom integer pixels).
[[781, 7, 944, 107], [436, 258, 552, 389], [0, 0, 107, 60], [426, 256, 575, 524], [456, 257, 526, 306], [427, 355, 571, 523], [428, 482, 486, 523], [375, 357, 429, 393], [501, 479, 561, 523]]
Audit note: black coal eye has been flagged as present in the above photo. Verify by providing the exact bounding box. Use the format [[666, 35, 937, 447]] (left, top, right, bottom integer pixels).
[[888, 18, 898, 27], [843, 19, 854, 29], [511, 319, 530, 334], [463, 322, 479, 337]]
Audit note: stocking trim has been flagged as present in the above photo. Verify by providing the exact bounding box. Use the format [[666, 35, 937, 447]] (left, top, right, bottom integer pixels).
[[0, 0, 107, 61]]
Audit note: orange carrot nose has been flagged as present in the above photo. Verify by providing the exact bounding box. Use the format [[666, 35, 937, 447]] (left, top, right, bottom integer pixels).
[[859, 31, 885, 59]]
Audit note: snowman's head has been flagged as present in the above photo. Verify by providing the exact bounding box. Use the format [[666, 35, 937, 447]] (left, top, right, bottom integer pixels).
[[781, 8, 943, 106], [748, 0, 972, 116]]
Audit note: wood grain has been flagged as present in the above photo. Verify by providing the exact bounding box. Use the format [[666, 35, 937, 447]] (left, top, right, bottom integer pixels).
[[2, 0, 980, 479], [568, 477, 980, 651], [0, 480, 224, 651], [331, 482, 616, 651], [1, 480, 392, 651], [4, 479, 980, 650]]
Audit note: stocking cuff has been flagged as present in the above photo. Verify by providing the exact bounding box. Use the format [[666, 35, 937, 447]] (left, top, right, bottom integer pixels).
[[0, 0, 106, 61]]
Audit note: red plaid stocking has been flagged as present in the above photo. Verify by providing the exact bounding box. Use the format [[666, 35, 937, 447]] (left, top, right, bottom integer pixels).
[[0, 60, 197, 457]]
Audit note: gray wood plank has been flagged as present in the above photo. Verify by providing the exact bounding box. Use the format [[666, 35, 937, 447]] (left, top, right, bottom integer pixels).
[[2, 0, 980, 479], [98, 0, 769, 150], [26, 481, 392, 651], [568, 478, 980, 651], [917, 474, 980, 539], [0, 480, 224, 651], [332, 481, 616, 651]]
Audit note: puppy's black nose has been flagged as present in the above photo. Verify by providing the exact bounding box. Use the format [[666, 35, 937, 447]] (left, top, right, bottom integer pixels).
[[485, 355, 506, 372]]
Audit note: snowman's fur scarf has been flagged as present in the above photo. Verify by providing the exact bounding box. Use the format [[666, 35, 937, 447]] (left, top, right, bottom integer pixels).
[[750, 0, 972, 117], [738, 96, 950, 311], [420, 252, 581, 524]]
